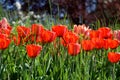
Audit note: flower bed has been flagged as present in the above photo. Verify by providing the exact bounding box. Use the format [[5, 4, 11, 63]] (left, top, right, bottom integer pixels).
[[0, 18, 120, 80]]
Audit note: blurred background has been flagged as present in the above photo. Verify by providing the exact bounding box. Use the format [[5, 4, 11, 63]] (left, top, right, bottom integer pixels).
[[0, 0, 120, 26]]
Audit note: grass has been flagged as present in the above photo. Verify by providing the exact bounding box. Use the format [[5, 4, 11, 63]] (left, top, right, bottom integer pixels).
[[1, 5, 120, 80], [1, 42, 120, 80]]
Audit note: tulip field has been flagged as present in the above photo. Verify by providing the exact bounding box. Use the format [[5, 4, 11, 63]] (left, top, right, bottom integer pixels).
[[0, 17, 120, 80]]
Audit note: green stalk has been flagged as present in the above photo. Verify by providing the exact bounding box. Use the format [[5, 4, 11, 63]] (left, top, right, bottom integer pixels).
[[112, 64, 116, 80], [31, 58, 35, 80]]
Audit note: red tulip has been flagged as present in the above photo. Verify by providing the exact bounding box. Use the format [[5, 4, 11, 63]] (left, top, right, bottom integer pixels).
[[68, 43, 81, 56], [36, 36, 43, 43], [91, 38, 104, 49], [104, 39, 119, 49], [0, 39, 11, 49], [109, 39, 119, 49], [81, 40, 94, 51], [63, 31, 79, 44], [52, 25, 68, 37], [89, 30, 99, 39], [40, 29, 56, 43], [98, 27, 113, 39], [12, 35, 21, 46], [0, 34, 11, 49], [0, 34, 7, 38], [0, 28, 11, 37], [108, 52, 120, 63], [31, 24, 44, 36], [26, 44, 42, 58], [17, 26, 30, 38], [60, 38, 67, 47]]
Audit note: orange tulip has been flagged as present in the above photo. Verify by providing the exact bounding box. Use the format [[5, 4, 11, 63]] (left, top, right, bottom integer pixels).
[[26, 44, 42, 58], [52, 25, 68, 37], [68, 43, 81, 56], [108, 52, 120, 63]]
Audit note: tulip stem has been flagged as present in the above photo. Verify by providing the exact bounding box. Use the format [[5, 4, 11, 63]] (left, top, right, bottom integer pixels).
[[0, 50, 2, 77], [30, 58, 35, 79], [57, 38, 61, 55], [112, 64, 116, 80]]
